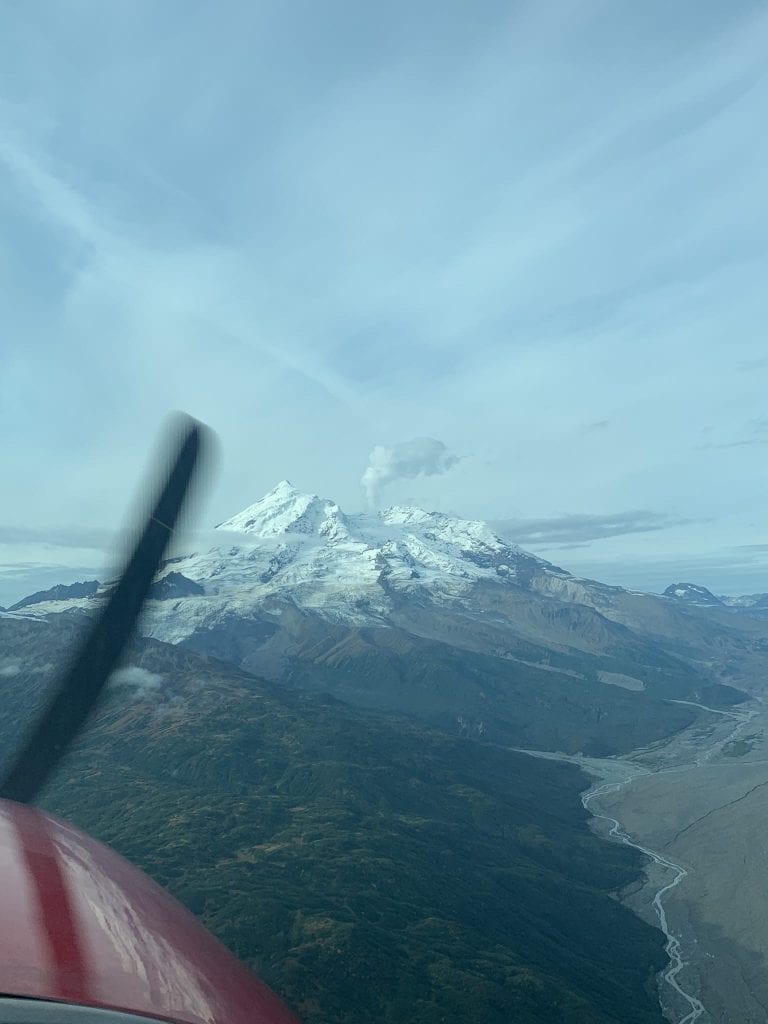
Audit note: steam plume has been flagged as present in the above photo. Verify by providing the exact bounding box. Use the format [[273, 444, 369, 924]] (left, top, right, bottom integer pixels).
[[361, 437, 459, 507]]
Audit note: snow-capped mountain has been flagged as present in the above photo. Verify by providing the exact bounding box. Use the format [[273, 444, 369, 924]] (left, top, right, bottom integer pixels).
[[7, 479, 569, 630], [8, 480, 764, 756], [216, 482, 352, 539], [9, 483, 762, 656], [135, 480, 568, 638], [214, 479, 556, 579]]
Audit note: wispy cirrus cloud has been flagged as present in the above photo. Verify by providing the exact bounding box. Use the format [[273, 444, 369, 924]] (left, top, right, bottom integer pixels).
[[2, 0, 768, 596], [0, 525, 113, 549], [697, 415, 768, 450]]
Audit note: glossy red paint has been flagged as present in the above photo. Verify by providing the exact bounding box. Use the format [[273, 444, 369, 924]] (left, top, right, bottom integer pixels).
[[0, 800, 302, 1024]]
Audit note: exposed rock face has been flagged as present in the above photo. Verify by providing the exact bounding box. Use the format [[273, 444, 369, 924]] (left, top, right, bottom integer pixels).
[[9, 580, 100, 611], [663, 583, 725, 607], [148, 572, 205, 601]]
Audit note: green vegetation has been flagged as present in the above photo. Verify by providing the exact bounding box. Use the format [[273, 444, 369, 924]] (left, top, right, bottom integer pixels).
[[279, 633, 702, 757], [183, 603, 744, 757], [1, 618, 668, 1023]]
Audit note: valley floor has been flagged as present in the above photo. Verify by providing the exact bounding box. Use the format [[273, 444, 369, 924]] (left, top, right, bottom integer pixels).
[[575, 699, 768, 1023]]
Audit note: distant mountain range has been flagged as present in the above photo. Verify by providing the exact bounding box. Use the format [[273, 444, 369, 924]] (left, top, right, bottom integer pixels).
[[663, 581, 768, 615]]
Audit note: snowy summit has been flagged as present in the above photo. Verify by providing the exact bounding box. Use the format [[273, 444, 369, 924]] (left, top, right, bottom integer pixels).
[[7, 482, 568, 641], [216, 481, 352, 541]]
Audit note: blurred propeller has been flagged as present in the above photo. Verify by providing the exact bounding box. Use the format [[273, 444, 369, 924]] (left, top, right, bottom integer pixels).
[[0, 415, 209, 804]]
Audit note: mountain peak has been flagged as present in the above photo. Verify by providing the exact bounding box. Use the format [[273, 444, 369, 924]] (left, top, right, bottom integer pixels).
[[10, 483, 571, 626], [216, 482, 349, 539], [663, 582, 724, 607]]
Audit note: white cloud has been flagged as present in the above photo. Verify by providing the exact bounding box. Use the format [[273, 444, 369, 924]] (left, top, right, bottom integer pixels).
[[109, 665, 164, 697]]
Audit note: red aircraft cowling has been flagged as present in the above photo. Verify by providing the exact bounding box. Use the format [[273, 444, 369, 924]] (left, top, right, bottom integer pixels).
[[0, 799, 302, 1024]]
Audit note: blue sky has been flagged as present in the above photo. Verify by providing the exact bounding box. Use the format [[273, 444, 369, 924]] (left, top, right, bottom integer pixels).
[[1, 0, 768, 604]]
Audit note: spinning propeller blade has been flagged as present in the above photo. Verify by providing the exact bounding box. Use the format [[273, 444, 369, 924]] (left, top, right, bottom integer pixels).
[[0, 415, 207, 804]]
